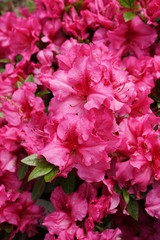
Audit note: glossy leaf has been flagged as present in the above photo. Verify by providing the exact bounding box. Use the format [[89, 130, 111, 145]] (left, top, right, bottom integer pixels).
[[61, 170, 75, 195], [114, 184, 121, 195], [5, 223, 12, 234], [0, 58, 11, 63], [118, 0, 135, 8], [18, 162, 29, 180], [17, 81, 23, 88], [32, 177, 46, 200], [15, 54, 22, 63], [28, 161, 54, 181], [36, 90, 51, 97], [21, 154, 39, 166], [122, 188, 130, 205], [44, 166, 59, 182], [127, 198, 139, 221], [25, 74, 34, 83], [73, 0, 83, 13], [26, 0, 35, 13], [0, 112, 4, 118], [0, 68, 5, 73], [123, 11, 135, 22]]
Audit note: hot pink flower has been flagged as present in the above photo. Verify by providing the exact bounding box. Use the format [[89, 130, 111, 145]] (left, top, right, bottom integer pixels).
[[42, 18, 65, 46], [107, 16, 157, 58], [44, 233, 56, 240], [117, 114, 159, 191], [0, 148, 17, 175], [0, 126, 20, 151], [51, 186, 88, 221], [0, 171, 21, 191], [153, 55, 160, 79], [88, 195, 110, 222], [122, 56, 154, 116], [0, 63, 18, 97], [0, 185, 44, 237], [3, 191, 44, 236], [82, 0, 120, 31], [43, 211, 73, 235], [0, 12, 17, 59], [56, 39, 90, 71], [43, 185, 87, 235], [48, 53, 113, 118], [2, 82, 45, 126], [85, 227, 121, 240], [11, 16, 41, 60], [62, 7, 89, 40], [146, 0, 160, 23], [145, 182, 160, 219], [41, 114, 109, 181], [34, 0, 64, 19]]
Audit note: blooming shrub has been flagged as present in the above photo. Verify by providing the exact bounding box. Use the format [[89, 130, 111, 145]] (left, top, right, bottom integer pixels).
[[0, 0, 160, 239]]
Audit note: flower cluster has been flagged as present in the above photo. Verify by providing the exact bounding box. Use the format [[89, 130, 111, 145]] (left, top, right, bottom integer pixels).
[[0, 0, 160, 239]]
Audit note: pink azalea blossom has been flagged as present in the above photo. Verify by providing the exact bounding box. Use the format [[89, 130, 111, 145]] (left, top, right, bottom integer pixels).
[[0, 12, 17, 59], [40, 114, 109, 181], [42, 18, 65, 46], [145, 0, 160, 23], [0, 1, 160, 239], [122, 56, 154, 116], [82, 0, 120, 30], [48, 53, 113, 118], [62, 7, 89, 40], [43, 185, 87, 235], [34, 0, 64, 19], [107, 16, 157, 58], [117, 114, 159, 191], [11, 16, 41, 60], [0, 185, 44, 238], [85, 227, 121, 240], [145, 182, 160, 219], [2, 82, 45, 126], [0, 148, 17, 174]]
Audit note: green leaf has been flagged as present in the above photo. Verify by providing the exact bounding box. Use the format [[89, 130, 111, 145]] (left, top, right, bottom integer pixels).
[[0, 68, 5, 73], [61, 170, 75, 195], [36, 90, 51, 97], [18, 162, 29, 180], [15, 54, 22, 63], [28, 161, 54, 181], [73, 0, 83, 13], [158, 102, 160, 109], [25, 74, 34, 83], [0, 112, 4, 118], [26, 0, 35, 13], [122, 188, 130, 205], [21, 154, 39, 166], [17, 81, 23, 88], [118, 0, 135, 8], [153, 16, 160, 22], [154, 124, 158, 131], [126, 198, 139, 221], [44, 166, 59, 182], [5, 223, 12, 234], [32, 177, 46, 200], [94, 223, 104, 233], [123, 11, 135, 22], [114, 184, 121, 195], [65, 0, 83, 13], [65, 5, 71, 13], [18, 75, 24, 82], [0, 58, 11, 63], [85, 39, 90, 44], [78, 37, 83, 43]]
